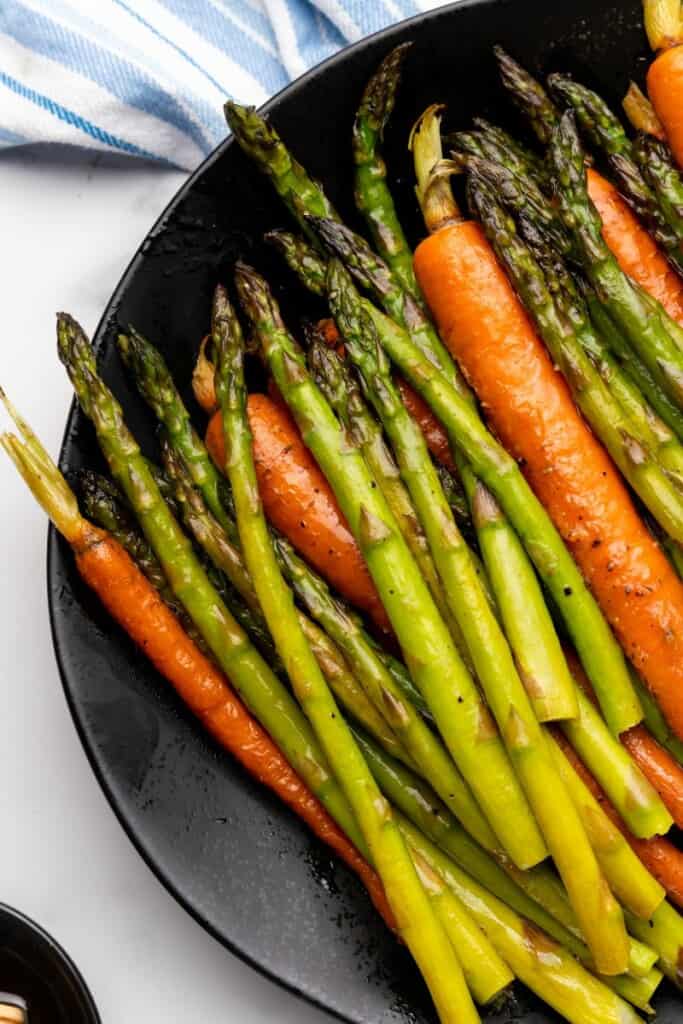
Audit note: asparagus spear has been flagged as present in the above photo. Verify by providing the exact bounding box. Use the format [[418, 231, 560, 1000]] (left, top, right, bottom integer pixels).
[[398, 815, 644, 1024], [473, 117, 550, 184], [547, 733, 665, 920], [307, 338, 471, 667], [450, 149, 568, 254], [213, 282, 479, 1024], [409, 848, 513, 1006], [353, 727, 615, 964], [548, 73, 683, 273], [274, 530, 497, 852], [160, 438, 414, 770], [585, 285, 683, 440], [117, 328, 235, 539], [633, 132, 683, 253], [464, 473, 578, 723], [449, 121, 550, 191], [224, 102, 338, 246], [562, 681, 672, 838], [469, 172, 683, 545], [234, 261, 543, 871], [329, 258, 634, 974], [516, 201, 683, 479], [265, 230, 327, 296], [352, 43, 424, 304], [56, 311, 369, 860], [80, 470, 173, 601], [493, 45, 560, 145], [627, 900, 683, 988], [550, 111, 683, 410]]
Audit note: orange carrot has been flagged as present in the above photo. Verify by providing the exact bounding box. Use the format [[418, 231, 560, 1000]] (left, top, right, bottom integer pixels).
[[414, 217, 683, 741], [622, 727, 683, 830], [648, 44, 683, 170], [396, 378, 457, 473], [554, 730, 683, 910], [587, 168, 683, 325], [205, 394, 391, 632], [313, 317, 458, 474]]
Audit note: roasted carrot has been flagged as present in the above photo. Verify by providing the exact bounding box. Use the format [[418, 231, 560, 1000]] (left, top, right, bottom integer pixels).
[[586, 168, 683, 325], [648, 46, 683, 168], [643, 0, 683, 168], [554, 731, 683, 910], [0, 398, 394, 930], [414, 216, 683, 742], [396, 378, 457, 473], [205, 394, 390, 632], [312, 315, 458, 474], [622, 727, 683, 830]]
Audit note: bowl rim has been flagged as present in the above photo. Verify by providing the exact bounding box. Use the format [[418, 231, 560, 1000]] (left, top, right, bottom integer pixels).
[[0, 903, 100, 1023]]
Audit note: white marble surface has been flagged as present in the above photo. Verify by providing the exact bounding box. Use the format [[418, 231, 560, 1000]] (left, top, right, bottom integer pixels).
[[0, 145, 329, 1023]]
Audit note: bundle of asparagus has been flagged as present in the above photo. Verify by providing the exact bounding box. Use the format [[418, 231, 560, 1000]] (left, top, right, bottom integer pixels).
[[5, 23, 683, 1024]]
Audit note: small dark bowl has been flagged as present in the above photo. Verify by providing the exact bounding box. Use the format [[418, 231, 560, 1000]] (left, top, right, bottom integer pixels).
[[47, 0, 683, 1021], [0, 905, 99, 1024]]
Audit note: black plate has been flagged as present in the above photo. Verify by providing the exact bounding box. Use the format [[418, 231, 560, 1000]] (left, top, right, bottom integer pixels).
[[0, 904, 100, 1023], [48, 1, 683, 1021]]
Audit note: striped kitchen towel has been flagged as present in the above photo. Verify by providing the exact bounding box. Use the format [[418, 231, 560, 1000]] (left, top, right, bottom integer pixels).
[[0, 0, 445, 170]]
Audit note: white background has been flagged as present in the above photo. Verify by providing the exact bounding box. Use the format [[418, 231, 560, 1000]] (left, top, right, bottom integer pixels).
[[0, 145, 331, 1023]]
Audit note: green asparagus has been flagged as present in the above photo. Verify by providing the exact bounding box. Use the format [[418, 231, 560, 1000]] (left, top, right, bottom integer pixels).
[[398, 815, 644, 1024], [493, 45, 560, 145], [265, 229, 327, 296], [224, 102, 338, 246], [274, 530, 497, 851], [160, 438, 414, 768], [352, 43, 424, 303], [117, 328, 235, 538], [307, 337, 471, 666], [213, 281, 479, 1024], [56, 311, 367, 859], [633, 132, 683, 253], [234, 260, 544, 871], [328, 256, 632, 974], [550, 111, 683, 410], [548, 73, 683, 272]]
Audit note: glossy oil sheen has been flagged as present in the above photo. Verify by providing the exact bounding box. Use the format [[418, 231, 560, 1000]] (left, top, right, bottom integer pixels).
[[48, 1, 682, 1020]]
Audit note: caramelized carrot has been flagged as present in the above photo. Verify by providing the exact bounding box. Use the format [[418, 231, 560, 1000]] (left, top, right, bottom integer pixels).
[[647, 44, 683, 170], [75, 522, 394, 928], [587, 168, 683, 325], [314, 316, 457, 474], [414, 218, 683, 741], [554, 730, 683, 910], [622, 727, 683, 830], [396, 378, 457, 473], [205, 395, 390, 632]]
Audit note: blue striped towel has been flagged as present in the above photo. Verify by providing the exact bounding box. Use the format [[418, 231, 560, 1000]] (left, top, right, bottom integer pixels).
[[0, 0, 443, 170]]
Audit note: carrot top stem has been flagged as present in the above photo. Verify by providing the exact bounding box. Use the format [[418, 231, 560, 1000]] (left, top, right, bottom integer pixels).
[[643, 0, 683, 51], [622, 82, 667, 138], [409, 105, 462, 233], [0, 389, 84, 545]]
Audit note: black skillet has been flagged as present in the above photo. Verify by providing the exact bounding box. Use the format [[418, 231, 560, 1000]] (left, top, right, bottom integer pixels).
[[47, 0, 683, 1020]]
